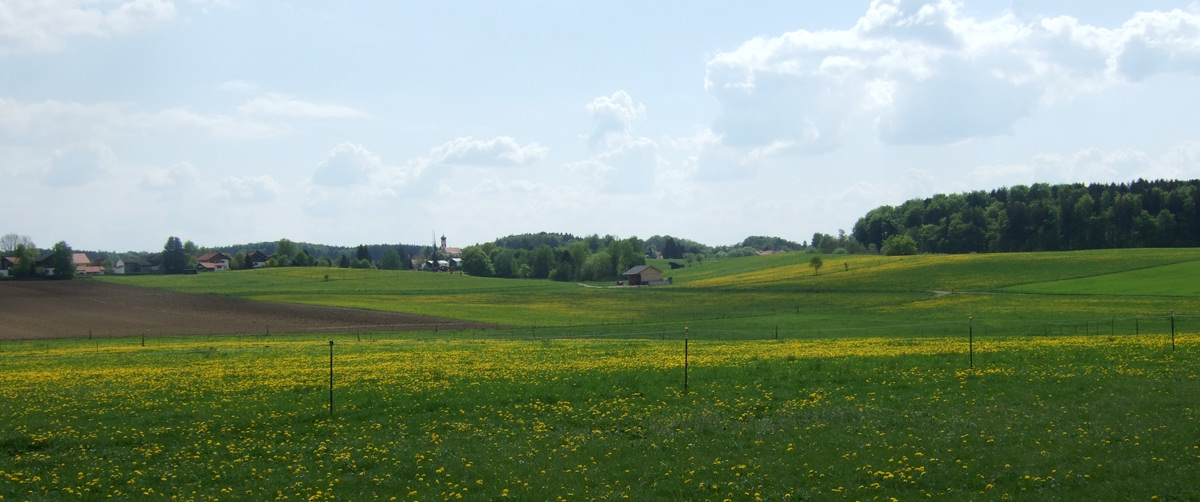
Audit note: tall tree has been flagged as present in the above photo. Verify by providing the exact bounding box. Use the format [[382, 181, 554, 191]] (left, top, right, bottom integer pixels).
[[462, 248, 494, 277], [882, 234, 917, 256], [275, 239, 297, 266], [0, 233, 35, 255], [380, 249, 403, 270], [293, 250, 313, 267], [10, 243, 35, 278], [162, 236, 188, 274], [662, 236, 682, 259], [398, 246, 412, 270], [50, 241, 75, 279], [530, 245, 554, 279], [492, 250, 516, 278]]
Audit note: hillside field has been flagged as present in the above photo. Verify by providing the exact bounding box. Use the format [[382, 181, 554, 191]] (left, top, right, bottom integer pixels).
[[97, 247, 1200, 339], [3, 249, 1199, 500]]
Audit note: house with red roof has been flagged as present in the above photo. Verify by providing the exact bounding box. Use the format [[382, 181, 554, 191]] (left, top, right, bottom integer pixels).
[[72, 252, 104, 276], [195, 252, 232, 272]]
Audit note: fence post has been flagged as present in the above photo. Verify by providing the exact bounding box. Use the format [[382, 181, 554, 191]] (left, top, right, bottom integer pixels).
[[683, 327, 689, 393], [1171, 310, 1176, 351], [328, 340, 335, 417], [969, 317, 974, 370]]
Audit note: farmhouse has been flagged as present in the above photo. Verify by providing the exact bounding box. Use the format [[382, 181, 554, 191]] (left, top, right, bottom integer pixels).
[[195, 252, 232, 272], [245, 250, 270, 268], [73, 252, 104, 276], [120, 256, 155, 274], [623, 265, 664, 286]]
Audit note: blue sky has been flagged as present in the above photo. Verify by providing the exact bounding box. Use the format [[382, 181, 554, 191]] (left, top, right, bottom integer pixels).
[[3, 1, 1200, 252]]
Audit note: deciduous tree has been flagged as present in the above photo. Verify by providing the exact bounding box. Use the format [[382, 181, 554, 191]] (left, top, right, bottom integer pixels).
[[50, 241, 75, 279], [1, 233, 34, 255], [163, 236, 188, 274], [380, 249, 403, 270], [530, 245, 554, 279], [10, 244, 35, 278], [275, 239, 297, 267], [882, 234, 918, 256], [462, 248, 494, 277]]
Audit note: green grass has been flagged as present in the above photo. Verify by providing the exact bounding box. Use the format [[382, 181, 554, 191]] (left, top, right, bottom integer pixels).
[[1004, 259, 1200, 296], [1, 334, 1197, 500], [8, 249, 1200, 499], [99, 248, 1200, 338]]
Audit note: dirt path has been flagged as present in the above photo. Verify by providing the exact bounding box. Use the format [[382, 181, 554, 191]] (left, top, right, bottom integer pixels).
[[0, 280, 499, 340]]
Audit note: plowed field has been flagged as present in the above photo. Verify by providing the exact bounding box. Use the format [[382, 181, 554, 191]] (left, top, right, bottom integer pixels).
[[0, 280, 496, 339]]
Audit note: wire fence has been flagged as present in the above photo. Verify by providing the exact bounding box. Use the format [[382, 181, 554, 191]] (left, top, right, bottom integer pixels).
[[1, 312, 1195, 354]]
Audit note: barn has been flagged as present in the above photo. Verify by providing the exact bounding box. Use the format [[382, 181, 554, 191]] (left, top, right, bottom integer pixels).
[[622, 265, 663, 286]]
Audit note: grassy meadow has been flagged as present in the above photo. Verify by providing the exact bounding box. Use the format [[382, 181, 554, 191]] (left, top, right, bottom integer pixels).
[[99, 247, 1200, 338], [4, 248, 1200, 500]]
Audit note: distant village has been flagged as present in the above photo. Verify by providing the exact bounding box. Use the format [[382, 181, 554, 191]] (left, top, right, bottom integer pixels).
[[2, 232, 830, 286]]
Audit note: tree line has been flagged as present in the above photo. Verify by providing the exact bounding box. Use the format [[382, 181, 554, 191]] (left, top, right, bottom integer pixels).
[[157, 237, 418, 273], [0, 233, 77, 279], [459, 235, 649, 281], [852, 179, 1200, 254]]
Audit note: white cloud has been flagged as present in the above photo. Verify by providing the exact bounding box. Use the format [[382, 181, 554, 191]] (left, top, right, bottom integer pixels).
[[952, 141, 1200, 193], [1031, 148, 1151, 183], [0, 93, 366, 142], [140, 161, 198, 191], [0, 98, 287, 140], [237, 93, 368, 118], [153, 106, 287, 139], [217, 175, 279, 203], [0, 0, 177, 55], [0, 98, 129, 138], [306, 136, 547, 216], [216, 79, 259, 93], [428, 136, 548, 166], [43, 140, 116, 187], [565, 137, 661, 194], [1115, 8, 1200, 81], [566, 92, 669, 193], [704, 1, 1200, 151], [586, 91, 645, 150], [312, 142, 384, 187]]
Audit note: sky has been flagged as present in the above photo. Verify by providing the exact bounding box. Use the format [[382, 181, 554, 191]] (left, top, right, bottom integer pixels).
[[3, 1, 1200, 252]]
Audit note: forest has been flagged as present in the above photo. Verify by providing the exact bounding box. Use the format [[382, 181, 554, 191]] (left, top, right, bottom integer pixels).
[[852, 179, 1200, 254]]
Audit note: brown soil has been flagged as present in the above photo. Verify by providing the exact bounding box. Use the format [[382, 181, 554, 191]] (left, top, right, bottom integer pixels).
[[0, 280, 499, 340]]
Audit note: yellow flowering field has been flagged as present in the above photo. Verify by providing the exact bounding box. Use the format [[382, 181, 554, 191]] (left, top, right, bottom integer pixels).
[[1, 333, 1197, 500]]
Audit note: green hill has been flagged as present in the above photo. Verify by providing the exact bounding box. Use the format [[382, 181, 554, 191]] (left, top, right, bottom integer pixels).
[[101, 248, 1200, 339], [1003, 259, 1200, 296]]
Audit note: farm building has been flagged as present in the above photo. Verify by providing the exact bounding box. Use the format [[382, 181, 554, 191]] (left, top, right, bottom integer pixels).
[[72, 252, 105, 276], [245, 250, 270, 268], [623, 265, 663, 286], [195, 252, 232, 272]]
